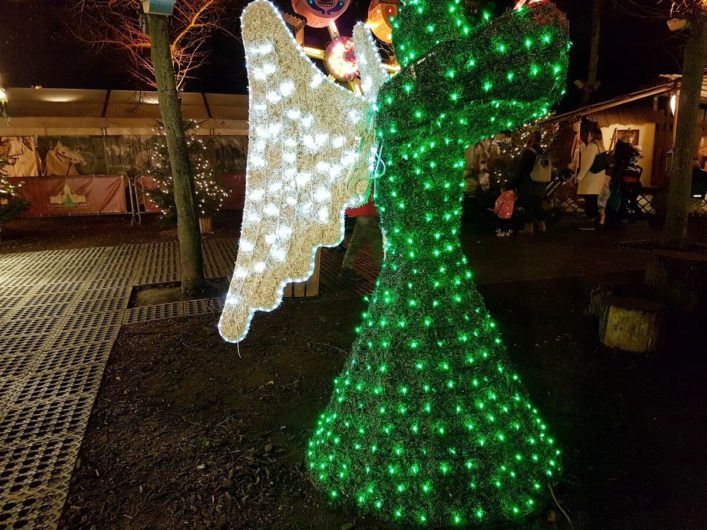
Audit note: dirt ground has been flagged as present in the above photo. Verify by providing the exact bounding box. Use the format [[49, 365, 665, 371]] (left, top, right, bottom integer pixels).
[[0, 213, 240, 254], [5, 213, 706, 529], [57, 270, 707, 530]]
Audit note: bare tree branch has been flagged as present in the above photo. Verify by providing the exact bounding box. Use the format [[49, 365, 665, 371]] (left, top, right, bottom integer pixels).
[[72, 0, 236, 89]]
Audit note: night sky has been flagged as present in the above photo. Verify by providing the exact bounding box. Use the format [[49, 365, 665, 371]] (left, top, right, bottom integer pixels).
[[0, 0, 683, 110]]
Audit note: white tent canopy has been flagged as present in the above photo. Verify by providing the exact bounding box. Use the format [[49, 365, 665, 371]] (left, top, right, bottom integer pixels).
[[0, 88, 249, 137]]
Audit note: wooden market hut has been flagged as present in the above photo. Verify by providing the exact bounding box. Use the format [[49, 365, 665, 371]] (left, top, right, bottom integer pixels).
[[542, 71, 707, 190]]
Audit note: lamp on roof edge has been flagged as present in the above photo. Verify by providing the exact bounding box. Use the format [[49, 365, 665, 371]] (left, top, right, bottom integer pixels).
[[0, 88, 7, 120], [142, 0, 176, 16]]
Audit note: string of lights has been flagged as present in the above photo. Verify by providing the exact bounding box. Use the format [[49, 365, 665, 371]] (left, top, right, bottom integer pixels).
[[0, 156, 29, 226], [146, 121, 230, 219]]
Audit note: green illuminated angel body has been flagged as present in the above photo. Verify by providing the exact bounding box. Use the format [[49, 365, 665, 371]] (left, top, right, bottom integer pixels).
[[307, 1, 570, 526]]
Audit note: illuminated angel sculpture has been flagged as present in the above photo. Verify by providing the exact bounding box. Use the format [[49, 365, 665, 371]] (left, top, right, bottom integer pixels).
[[221, 0, 570, 525]]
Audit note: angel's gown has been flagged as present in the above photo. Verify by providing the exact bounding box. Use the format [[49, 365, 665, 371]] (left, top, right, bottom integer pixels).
[[307, 117, 562, 524]]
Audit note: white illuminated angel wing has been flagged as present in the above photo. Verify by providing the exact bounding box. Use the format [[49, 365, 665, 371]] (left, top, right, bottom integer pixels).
[[219, 0, 388, 343]]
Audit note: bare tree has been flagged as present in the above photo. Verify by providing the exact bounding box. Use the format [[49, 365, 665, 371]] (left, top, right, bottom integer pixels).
[[74, 0, 230, 89], [74, 0, 240, 296]]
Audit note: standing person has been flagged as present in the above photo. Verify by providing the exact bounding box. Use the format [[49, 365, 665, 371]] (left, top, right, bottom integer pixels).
[[576, 127, 608, 230], [612, 135, 641, 222], [493, 184, 516, 237], [340, 192, 384, 282], [515, 131, 548, 234]]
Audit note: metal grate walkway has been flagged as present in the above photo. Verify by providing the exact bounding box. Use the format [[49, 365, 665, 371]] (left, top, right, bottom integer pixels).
[[0, 238, 238, 529]]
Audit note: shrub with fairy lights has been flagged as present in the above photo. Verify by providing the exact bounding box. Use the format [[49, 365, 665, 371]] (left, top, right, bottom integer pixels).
[[0, 157, 29, 234], [306, 1, 569, 527], [487, 126, 555, 189], [146, 121, 230, 219]]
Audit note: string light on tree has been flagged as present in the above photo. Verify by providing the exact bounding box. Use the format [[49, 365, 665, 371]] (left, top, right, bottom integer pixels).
[[0, 156, 29, 237], [146, 120, 230, 219]]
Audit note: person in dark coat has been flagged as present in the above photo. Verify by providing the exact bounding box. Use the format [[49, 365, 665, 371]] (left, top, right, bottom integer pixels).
[[515, 131, 547, 234]]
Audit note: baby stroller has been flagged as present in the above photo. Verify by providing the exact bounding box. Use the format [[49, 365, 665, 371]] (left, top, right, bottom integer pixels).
[[612, 139, 644, 221]]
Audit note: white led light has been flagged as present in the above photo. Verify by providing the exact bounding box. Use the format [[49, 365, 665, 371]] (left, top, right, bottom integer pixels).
[[314, 187, 332, 203], [266, 91, 282, 103], [348, 109, 362, 124], [250, 189, 266, 201], [277, 226, 293, 238], [296, 172, 312, 186], [280, 80, 295, 97], [301, 114, 315, 128], [315, 161, 331, 173], [264, 203, 280, 216]]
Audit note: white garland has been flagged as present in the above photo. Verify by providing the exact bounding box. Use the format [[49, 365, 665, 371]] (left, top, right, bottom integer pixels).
[[219, 0, 387, 343]]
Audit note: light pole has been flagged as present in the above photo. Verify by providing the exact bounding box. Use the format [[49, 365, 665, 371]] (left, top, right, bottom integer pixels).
[[143, 0, 206, 296]]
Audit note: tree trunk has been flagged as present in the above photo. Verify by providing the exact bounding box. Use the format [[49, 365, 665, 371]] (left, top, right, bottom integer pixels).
[[146, 14, 206, 297], [581, 0, 602, 105], [662, 13, 707, 248]]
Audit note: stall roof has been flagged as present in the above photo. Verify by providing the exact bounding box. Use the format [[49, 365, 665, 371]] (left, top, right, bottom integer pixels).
[[0, 88, 249, 136], [542, 70, 707, 125], [4, 88, 248, 120]]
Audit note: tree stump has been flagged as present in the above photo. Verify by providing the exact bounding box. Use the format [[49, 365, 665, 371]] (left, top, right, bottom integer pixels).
[[644, 249, 707, 312], [599, 297, 665, 353]]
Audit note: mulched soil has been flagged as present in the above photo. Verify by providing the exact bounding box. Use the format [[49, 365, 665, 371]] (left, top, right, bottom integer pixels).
[[58, 272, 707, 530], [0, 213, 240, 254]]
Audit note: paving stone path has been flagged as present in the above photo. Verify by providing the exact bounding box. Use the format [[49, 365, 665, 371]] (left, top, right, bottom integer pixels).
[[0, 239, 237, 529]]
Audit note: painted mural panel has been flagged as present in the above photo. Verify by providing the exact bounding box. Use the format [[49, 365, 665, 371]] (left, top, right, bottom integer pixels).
[[38, 136, 107, 176]]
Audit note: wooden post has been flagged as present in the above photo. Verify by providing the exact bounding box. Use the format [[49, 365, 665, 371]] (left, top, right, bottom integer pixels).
[[146, 14, 206, 297]]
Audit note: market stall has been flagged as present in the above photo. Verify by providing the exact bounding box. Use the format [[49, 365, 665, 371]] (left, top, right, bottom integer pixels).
[[0, 88, 249, 217]]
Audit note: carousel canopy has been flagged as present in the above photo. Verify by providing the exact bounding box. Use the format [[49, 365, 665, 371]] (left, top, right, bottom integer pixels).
[[0, 88, 249, 137]]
